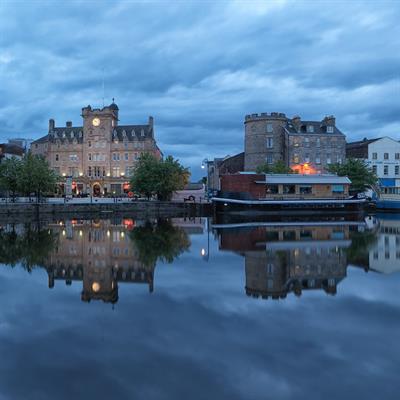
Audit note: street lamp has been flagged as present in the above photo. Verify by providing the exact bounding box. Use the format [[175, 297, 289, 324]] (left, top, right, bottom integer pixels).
[[201, 158, 211, 199]]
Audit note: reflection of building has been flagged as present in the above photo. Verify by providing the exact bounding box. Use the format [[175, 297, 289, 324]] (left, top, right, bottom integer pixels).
[[369, 218, 400, 274], [31, 102, 162, 196], [218, 223, 352, 299], [44, 219, 155, 303]]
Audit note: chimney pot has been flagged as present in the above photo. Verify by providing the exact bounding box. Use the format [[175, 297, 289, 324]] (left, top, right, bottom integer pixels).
[[66, 121, 72, 127]]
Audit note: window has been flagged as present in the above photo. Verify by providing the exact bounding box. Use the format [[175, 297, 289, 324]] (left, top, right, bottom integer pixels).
[[88, 141, 91, 147], [326, 154, 331, 164], [88, 153, 92, 161], [307, 125, 314, 133], [266, 137, 273, 148], [113, 153, 120, 161], [283, 185, 295, 194], [372, 152, 377, 160], [327, 126, 334, 133], [337, 156, 342, 164], [88, 166, 92, 177], [266, 154, 273, 164], [315, 154, 321, 164], [384, 153, 389, 160], [316, 138, 320, 147], [384, 165, 388, 175], [372, 165, 377, 174], [332, 185, 345, 193], [125, 153, 129, 161], [304, 137, 310, 147], [266, 123, 273, 133], [304, 154, 310, 163], [293, 155, 299, 164], [55, 154, 59, 161], [69, 154, 78, 162], [299, 186, 312, 194], [112, 167, 120, 177], [395, 153, 400, 160], [395, 166, 399, 175], [266, 185, 279, 194]]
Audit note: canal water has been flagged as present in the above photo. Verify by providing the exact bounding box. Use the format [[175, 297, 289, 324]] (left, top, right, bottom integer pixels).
[[0, 214, 399, 399]]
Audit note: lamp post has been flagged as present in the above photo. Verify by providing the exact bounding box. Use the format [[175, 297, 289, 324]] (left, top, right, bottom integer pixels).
[[201, 158, 211, 199]]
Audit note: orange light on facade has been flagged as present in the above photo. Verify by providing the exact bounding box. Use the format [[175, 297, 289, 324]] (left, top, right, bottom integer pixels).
[[123, 218, 135, 230], [292, 163, 317, 175]]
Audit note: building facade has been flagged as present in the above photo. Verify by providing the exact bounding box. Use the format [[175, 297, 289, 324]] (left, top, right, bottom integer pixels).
[[244, 112, 346, 173], [346, 137, 400, 191], [31, 102, 162, 196], [0, 143, 24, 163]]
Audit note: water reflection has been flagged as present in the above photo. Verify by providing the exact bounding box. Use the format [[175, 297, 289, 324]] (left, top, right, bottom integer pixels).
[[0, 218, 195, 303], [0, 215, 399, 303], [213, 215, 399, 300]]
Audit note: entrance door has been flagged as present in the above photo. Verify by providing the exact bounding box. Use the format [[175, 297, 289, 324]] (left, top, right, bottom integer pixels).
[[93, 184, 101, 197]]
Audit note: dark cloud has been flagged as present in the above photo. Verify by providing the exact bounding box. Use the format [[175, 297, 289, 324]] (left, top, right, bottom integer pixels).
[[1, 0, 399, 178]]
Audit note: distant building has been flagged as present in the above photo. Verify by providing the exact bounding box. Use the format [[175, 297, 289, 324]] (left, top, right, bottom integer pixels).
[[346, 137, 400, 193], [0, 143, 24, 163], [31, 102, 162, 196], [7, 138, 33, 152], [244, 112, 346, 173], [207, 152, 244, 191]]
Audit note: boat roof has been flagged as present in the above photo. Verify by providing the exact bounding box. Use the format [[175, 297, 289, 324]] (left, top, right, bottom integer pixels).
[[255, 174, 351, 185]]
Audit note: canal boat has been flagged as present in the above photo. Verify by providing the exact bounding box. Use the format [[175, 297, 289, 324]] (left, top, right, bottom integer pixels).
[[213, 173, 366, 215], [375, 179, 400, 211]]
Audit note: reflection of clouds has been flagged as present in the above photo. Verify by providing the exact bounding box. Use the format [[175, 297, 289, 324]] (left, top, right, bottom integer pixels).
[[0, 229, 400, 399]]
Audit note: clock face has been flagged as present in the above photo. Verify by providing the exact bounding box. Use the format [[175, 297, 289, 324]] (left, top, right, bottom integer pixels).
[[92, 118, 100, 127]]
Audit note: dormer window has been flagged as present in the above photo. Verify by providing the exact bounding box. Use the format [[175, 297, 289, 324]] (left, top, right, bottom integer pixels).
[[327, 126, 334, 133], [79, 131, 83, 138], [141, 129, 145, 137], [122, 130, 126, 138], [70, 131, 74, 138], [131, 129, 136, 136], [62, 131, 66, 138], [307, 125, 314, 133]]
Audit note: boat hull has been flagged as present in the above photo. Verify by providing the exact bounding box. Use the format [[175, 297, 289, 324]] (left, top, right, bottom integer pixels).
[[376, 200, 400, 212]]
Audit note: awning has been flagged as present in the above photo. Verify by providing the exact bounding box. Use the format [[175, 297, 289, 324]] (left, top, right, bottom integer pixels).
[[379, 178, 396, 187]]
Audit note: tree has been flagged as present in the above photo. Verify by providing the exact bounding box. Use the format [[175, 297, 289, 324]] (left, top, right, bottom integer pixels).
[[0, 157, 22, 199], [327, 158, 377, 193], [130, 153, 190, 200], [256, 160, 294, 174], [18, 153, 58, 200]]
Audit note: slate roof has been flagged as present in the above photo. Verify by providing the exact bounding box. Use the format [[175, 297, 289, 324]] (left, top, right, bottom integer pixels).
[[32, 124, 154, 145], [0, 143, 25, 156], [285, 120, 344, 136]]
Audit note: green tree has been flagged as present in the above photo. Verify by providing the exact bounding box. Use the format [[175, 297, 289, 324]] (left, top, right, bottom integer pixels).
[[130, 153, 190, 200], [256, 160, 294, 174], [18, 153, 58, 200], [327, 158, 377, 192], [129, 219, 191, 266], [0, 157, 23, 199]]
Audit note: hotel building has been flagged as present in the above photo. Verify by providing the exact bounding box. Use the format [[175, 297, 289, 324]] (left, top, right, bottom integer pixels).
[[31, 102, 162, 196]]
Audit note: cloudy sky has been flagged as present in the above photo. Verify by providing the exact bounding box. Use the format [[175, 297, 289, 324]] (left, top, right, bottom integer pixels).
[[1, 0, 399, 178]]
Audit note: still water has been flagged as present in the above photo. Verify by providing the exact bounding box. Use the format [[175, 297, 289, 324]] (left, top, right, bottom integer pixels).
[[0, 214, 399, 399]]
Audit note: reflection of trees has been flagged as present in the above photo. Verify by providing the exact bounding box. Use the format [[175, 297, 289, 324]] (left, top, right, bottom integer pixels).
[[0, 225, 57, 271], [129, 219, 191, 266], [346, 229, 378, 268]]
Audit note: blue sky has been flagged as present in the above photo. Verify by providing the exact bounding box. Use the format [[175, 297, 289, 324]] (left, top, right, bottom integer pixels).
[[1, 0, 399, 178]]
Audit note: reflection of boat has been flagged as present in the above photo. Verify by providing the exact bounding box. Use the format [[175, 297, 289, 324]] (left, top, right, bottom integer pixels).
[[215, 219, 370, 300]]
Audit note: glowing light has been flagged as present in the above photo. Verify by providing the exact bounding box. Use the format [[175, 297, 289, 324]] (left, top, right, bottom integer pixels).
[[79, 230, 83, 237], [79, 172, 83, 176], [107, 173, 111, 177], [121, 231, 125, 238], [201, 248, 206, 256], [92, 282, 100, 292], [62, 173, 66, 177], [120, 172, 125, 176], [107, 230, 111, 237], [62, 230, 66, 236]]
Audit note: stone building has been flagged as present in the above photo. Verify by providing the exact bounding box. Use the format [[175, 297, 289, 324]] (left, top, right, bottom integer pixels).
[[31, 102, 162, 196], [244, 112, 346, 173]]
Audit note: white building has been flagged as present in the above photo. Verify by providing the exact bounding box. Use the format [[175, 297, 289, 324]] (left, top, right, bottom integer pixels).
[[346, 136, 400, 193]]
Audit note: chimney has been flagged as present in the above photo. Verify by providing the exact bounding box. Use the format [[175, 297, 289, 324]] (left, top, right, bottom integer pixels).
[[48, 119, 55, 132], [291, 115, 301, 131], [323, 115, 336, 126], [148, 116, 154, 127], [66, 121, 72, 127]]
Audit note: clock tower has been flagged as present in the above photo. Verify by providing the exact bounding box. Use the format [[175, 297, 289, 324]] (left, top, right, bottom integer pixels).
[[81, 103, 119, 140]]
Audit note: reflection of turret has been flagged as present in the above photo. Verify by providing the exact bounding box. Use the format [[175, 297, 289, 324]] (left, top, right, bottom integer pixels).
[[217, 222, 353, 300], [43, 219, 156, 303]]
